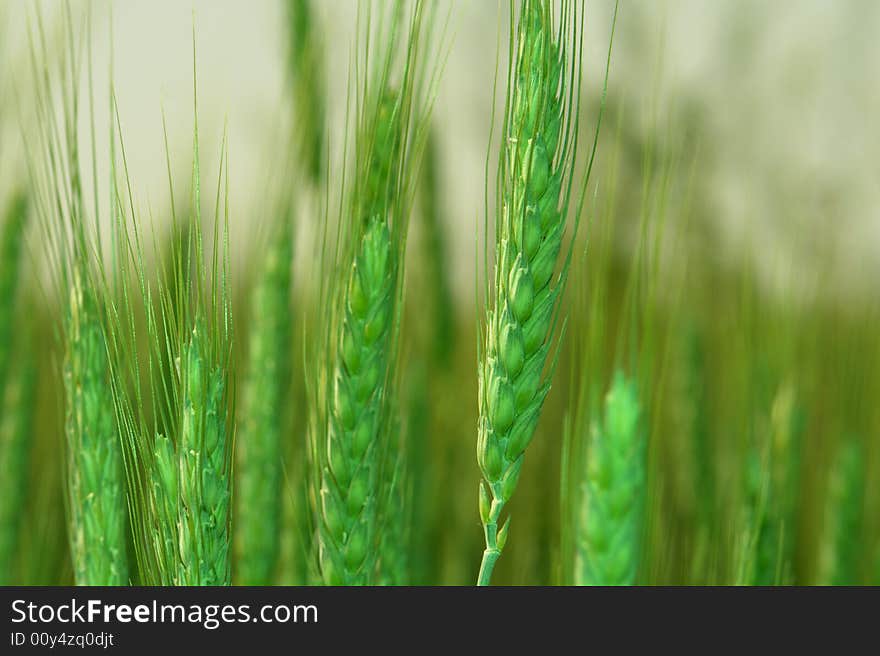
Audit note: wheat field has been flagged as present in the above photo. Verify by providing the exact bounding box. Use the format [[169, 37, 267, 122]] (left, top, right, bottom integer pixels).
[[0, 0, 877, 587]]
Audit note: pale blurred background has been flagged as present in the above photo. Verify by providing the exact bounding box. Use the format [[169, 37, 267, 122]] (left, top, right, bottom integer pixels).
[[3, 0, 879, 302]]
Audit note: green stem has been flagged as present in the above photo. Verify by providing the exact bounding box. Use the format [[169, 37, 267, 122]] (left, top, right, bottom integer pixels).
[[477, 542, 500, 586], [477, 499, 503, 586]]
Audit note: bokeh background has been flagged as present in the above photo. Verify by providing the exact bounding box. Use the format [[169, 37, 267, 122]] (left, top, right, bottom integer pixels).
[[5, 1, 879, 295]]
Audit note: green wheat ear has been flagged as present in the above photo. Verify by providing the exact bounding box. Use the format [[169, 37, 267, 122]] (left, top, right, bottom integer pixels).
[[818, 440, 866, 585], [286, 0, 325, 185], [176, 323, 231, 585], [736, 445, 768, 585], [0, 194, 33, 581], [476, 0, 614, 585], [29, 15, 129, 585], [319, 218, 397, 585], [312, 0, 434, 585], [235, 218, 293, 585], [575, 372, 645, 585], [97, 41, 234, 584], [0, 192, 28, 390], [358, 88, 404, 224], [66, 282, 129, 585], [0, 353, 37, 585], [115, 198, 234, 586], [750, 384, 802, 585]]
